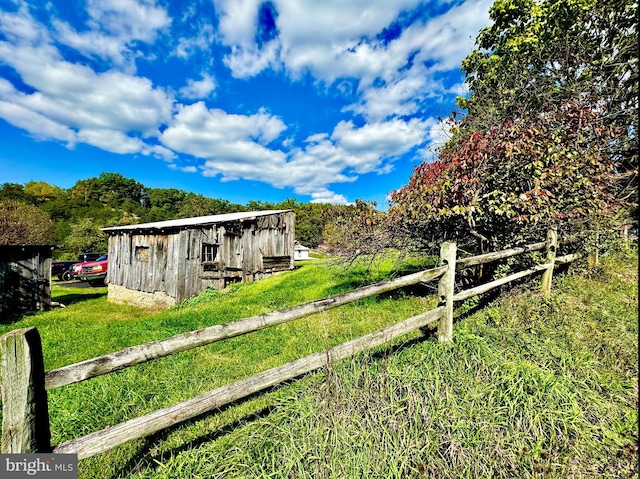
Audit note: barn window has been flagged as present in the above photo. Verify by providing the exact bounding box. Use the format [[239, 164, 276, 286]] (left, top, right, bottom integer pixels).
[[202, 243, 218, 263], [135, 246, 150, 262]]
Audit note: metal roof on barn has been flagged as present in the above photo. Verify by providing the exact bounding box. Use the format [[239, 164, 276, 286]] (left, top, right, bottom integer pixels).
[[102, 210, 292, 233]]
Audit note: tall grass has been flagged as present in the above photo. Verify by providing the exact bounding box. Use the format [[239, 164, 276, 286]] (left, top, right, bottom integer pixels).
[[207, 246, 637, 479], [0, 247, 637, 478]]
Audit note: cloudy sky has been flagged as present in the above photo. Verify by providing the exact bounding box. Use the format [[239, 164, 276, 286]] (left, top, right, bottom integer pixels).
[[0, 0, 492, 206]]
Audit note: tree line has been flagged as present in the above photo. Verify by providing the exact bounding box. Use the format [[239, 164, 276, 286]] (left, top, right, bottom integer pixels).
[[0, 173, 343, 258]]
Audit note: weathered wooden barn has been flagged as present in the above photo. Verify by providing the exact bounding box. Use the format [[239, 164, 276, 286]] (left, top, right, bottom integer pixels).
[[0, 245, 54, 316], [102, 210, 295, 308]]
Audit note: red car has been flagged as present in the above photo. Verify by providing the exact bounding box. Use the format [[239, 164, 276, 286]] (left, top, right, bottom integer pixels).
[[77, 255, 108, 285], [52, 252, 103, 280]]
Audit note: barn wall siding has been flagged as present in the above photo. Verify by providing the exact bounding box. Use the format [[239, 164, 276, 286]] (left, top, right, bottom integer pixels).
[[107, 211, 295, 308], [0, 246, 53, 315]]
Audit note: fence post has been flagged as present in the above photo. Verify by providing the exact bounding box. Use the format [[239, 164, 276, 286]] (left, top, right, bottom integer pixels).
[[541, 226, 558, 296], [438, 242, 457, 343], [1, 327, 51, 453]]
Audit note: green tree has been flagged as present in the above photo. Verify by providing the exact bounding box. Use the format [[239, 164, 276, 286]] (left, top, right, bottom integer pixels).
[[459, 0, 637, 200], [96, 173, 142, 203], [291, 202, 334, 248], [147, 188, 187, 210], [0, 183, 30, 203], [0, 200, 56, 245], [24, 181, 66, 204], [178, 193, 235, 218], [25, 183, 71, 236], [140, 188, 188, 222], [70, 178, 100, 205], [63, 218, 107, 256], [246, 199, 274, 211]]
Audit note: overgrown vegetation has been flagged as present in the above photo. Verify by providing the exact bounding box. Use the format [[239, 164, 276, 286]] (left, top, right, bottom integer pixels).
[[387, 0, 637, 255], [0, 243, 636, 478]]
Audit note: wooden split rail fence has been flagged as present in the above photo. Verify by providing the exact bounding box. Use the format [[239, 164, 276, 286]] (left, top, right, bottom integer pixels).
[[1, 229, 578, 460]]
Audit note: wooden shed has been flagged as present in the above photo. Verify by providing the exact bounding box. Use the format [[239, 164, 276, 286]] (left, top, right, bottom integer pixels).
[[0, 245, 54, 316], [102, 210, 295, 308]]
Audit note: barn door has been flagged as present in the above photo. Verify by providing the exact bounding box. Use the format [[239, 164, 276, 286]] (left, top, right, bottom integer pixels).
[[221, 223, 244, 283]]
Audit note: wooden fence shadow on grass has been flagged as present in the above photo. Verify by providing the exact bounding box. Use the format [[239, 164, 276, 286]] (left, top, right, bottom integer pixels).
[[111, 336, 434, 478], [109, 395, 287, 478]]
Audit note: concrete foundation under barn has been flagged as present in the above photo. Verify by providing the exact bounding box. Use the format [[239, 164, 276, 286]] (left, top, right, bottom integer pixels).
[[108, 283, 177, 309]]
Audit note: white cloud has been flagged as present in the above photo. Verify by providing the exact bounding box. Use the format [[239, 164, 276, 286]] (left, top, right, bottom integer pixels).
[[0, 6, 175, 160], [346, 74, 427, 121], [214, 0, 491, 83], [0, 44, 174, 135], [159, 102, 428, 203], [160, 102, 288, 171], [223, 40, 282, 78], [332, 119, 425, 160], [285, 118, 428, 197], [143, 144, 175, 161], [215, 0, 419, 82], [179, 73, 217, 99], [304, 132, 328, 143], [85, 0, 170, 41], [214, 0, 491, 120], [173, 23, 215, 60], [0, 98, 76, 143], [77, 128, 144, 154], [168, 164, 198, 173], [214, 0, 263, 47], [0, 2, 50, 45], [310, 189, 349, 205], [53, 0, 170, 70]]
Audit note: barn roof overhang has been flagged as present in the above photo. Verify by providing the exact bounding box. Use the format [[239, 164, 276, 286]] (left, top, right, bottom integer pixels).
[[101, 210, 292, 234]]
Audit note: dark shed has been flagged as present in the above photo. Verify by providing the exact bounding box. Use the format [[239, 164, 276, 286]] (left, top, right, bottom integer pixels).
[[102, 210, 295, 308], [0, 245, 54, 316]]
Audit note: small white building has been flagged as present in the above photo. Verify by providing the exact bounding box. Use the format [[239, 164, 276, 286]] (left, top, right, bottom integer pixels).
[[294, 242, 310, 260]]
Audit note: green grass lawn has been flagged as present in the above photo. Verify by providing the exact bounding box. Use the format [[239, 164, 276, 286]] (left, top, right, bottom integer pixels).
[[0, 247, 637, 478]]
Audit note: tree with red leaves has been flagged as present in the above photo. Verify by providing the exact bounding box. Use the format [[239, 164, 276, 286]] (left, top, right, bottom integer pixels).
[[390, 104, 621, 252], [389, 0, 636, 253]]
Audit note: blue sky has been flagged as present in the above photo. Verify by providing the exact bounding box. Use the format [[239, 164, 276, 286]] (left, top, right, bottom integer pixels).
[[0, 0, 492, 206]]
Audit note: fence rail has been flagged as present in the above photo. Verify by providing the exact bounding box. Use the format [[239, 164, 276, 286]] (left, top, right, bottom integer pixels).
[[1, 230, 578, 460], [44, 265, 448, 391], [53, 307, 445, 458]]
